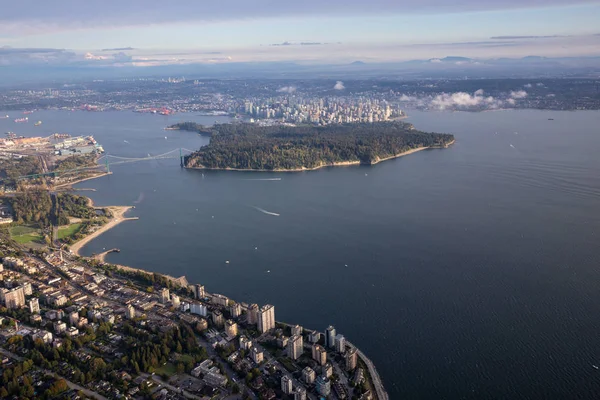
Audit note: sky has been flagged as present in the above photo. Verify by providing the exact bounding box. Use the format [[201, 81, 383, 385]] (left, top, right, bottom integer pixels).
[[1, 0, 599, 67]]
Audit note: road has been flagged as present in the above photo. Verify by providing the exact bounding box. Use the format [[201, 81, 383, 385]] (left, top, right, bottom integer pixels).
[[0, 347, 108, 400], [346, 341, 389, 400]]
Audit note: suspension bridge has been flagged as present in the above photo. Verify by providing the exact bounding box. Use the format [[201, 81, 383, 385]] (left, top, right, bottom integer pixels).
[[3, 148, 197, 183]]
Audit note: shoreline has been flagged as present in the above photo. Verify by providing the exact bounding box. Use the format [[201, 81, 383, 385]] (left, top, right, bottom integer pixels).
[[54, 172, 112, 190], [186, 144, 451, 172], [69, 205, 138, 256]]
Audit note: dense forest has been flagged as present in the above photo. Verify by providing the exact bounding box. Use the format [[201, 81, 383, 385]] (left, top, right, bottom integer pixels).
[[54, 154, 96, 171], [167, 122, 212, 134], [0, 157, 42, 186], [57, 193, 96, 219], [9, 191, 95, 226], [9, 190, 53, 226], [184, 122, 454, 170]]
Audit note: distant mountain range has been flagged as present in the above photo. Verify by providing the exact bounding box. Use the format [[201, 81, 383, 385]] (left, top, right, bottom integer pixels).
[[1, 55, 600, 86]]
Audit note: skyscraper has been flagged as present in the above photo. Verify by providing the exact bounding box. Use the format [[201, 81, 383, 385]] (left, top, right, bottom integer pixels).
[[325, 325, 336, 348], [2, 287, 25, 309], [126, 304, 136, 320], [291, 324, 303, 336], [225, 320, 238, 337], [335, 334, 346, 353], [171, 294, 180, 308], [194, 284, 205, 299], [287, 334, 303, 360], [294, 387, 307, 400], [281, 375, 293, 395], [311, 344, 327, 366], [28, 298, 40, 314], [69, 311, 79, 326], [247, 303, 259, 325], [302, 367, 316, 385], [257, 304, 275, 333], [212, 309, 224, 327], [160, 288, 170, 304], [229, 302, 241, 318], [315, 376, 331, 397], [345, 347, 357, 371]]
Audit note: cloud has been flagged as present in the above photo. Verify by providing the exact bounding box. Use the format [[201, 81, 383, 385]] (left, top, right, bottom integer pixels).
[[84, 52, 107, 60], [2, 1, 596, 35], [334, 81, 345, 90], [523, 83, 532, 88], [270, 41, 328, 46], [277, 86, 296, 93], [0, 47, 77, 65], [112, 52, 133, 63], [430, 89, 504, 110], [399, 94, 418, 101], [490, 35, 565, 39], [101, 47, 135, 51], [0, 46, 67, 54], [509, 90, 528, 99]]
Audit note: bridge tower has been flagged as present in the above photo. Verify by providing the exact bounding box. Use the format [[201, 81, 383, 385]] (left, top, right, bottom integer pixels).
[[180, 148, 184, 168], [105, 156, 110, 173]]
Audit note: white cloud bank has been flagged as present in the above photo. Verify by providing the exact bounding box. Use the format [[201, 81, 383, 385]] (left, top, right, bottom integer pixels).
[[334, 81, 345, 90], [277, 86, 296, 93]]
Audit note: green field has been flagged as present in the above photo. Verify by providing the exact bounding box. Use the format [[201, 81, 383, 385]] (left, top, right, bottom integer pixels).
[[58, 223, 82, 240], [155, 362, 177, 377], [9, 225, 44, 244]]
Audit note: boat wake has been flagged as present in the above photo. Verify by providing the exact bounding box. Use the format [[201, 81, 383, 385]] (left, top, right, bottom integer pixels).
[[252, 206, 280, 217], [133, 192, 145, 204]]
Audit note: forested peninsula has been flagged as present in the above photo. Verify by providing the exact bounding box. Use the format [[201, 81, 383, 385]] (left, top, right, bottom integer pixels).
[[180, 122, 455, 171]]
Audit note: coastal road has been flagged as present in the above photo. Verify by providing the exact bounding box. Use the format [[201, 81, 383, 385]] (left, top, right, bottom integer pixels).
[[346, 341, 389, 400], [0, 347, 108, 400]]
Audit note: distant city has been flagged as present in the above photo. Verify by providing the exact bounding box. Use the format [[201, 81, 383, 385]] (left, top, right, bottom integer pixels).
[[0, 78, 599, 125]]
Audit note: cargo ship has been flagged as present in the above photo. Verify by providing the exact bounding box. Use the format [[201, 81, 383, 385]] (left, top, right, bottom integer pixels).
[[23, 111, 34, 115], [14, 117, 28, 123]]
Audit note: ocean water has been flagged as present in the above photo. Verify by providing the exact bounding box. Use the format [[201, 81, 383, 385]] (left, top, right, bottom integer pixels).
[[2, 109, 600, 399]]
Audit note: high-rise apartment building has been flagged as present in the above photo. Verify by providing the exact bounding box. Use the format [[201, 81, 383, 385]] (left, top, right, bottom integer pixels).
[[225, 320, 238, 337], [345, 347, 357, 371], [160, 288, 170, 304], [257, 304, 275, 333], [291, 324, 303, 336], [311, 344, 327, 366], [325, 325, 336, 348], [302, 367, 316, 385], [281, 375, 293, 395], [126, 304, 136, 320], [287, 334, 303, 360], [335, 334, 346, 353], [247, 303, 259, 325], [28, 298, 40, 314], [2, 287, 25, 309]]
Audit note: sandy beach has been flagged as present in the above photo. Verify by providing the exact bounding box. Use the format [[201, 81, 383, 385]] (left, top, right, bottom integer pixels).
[[54, 172, 112, 189], [69, 205, 138, 256]]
